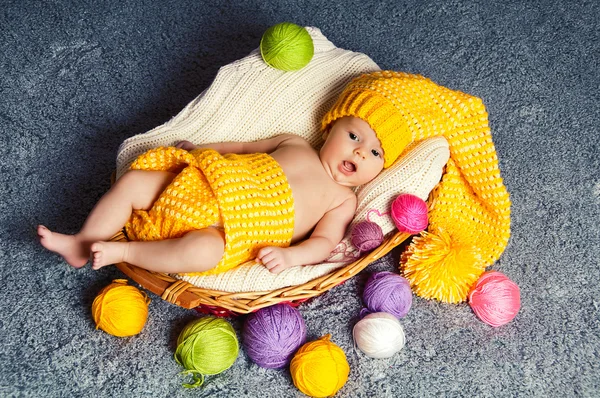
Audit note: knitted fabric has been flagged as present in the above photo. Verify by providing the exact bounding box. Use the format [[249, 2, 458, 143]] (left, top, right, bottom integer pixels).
[[125, 147, 294, 276], [333, 71, 510, 302]]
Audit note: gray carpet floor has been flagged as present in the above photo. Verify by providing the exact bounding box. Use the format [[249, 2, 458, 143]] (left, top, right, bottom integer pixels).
[[1, 0, 599, 397]]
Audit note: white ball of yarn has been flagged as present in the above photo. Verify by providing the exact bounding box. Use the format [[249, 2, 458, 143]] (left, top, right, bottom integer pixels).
[[352, 312, 406, 358]]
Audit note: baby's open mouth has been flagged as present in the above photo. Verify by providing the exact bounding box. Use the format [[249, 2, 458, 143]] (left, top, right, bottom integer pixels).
[[342, 161, 356, 172]]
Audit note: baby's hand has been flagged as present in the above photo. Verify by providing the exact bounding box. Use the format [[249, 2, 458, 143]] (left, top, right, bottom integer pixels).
[[175, 140, 198, 151], [256, 246, 293, 274]]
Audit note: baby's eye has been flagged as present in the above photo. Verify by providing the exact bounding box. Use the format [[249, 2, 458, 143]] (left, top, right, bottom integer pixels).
[[371, 149, 381, 157], [348, 132, 358, 141]]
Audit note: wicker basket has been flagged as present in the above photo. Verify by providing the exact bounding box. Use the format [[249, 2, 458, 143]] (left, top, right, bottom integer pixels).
[[112, 230, 411, 315]]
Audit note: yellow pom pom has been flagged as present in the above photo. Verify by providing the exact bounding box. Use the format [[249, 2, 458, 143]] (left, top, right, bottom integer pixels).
[[290, 334, 349, 397], [92, 279, 150, 337], [401, 230, 485, 303]]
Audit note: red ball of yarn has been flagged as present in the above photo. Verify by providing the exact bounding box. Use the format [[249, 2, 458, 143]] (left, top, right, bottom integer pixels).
[[391, 194, 428, 234], [351, 221, 384, 253]]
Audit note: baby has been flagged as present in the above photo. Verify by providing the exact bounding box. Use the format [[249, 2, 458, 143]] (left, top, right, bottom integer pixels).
[[38, 71, 408, 275]]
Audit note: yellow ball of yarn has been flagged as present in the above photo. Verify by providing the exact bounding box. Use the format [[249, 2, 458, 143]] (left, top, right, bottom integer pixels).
[[290, 334, 350, 397], [91, 279, 150, 337]]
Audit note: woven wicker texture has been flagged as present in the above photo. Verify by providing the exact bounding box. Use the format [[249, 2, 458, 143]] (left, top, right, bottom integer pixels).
[[114, 230, 412, 312]]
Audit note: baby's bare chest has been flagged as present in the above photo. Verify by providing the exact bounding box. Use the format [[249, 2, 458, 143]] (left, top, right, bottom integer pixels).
[[287, 176, 342, 240], [273, 152, 348, 240]]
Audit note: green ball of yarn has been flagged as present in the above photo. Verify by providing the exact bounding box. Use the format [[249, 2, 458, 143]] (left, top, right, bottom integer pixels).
[[174, 316, 239, 388], [260, 22, 314, 71]]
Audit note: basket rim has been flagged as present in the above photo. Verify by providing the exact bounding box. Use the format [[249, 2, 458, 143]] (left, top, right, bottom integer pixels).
[[112, 230, 410, 314]]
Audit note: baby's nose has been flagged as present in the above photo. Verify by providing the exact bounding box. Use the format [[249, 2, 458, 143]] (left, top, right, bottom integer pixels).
[[354, 148, 366, 159]]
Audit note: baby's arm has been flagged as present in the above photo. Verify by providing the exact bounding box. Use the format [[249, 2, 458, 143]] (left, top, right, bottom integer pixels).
[[176, 134, 301, 154], [256, 195, 357, 274]]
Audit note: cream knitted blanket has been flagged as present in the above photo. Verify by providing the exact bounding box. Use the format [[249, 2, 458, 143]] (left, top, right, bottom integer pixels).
[[115, 27, 449, 293]]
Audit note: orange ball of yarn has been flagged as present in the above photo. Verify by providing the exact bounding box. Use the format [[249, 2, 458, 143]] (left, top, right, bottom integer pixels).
[[91, 279, 150, 337], [290, 334, 350, 397]]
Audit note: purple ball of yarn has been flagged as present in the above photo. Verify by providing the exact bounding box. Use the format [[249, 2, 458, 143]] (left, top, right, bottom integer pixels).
[[351, 221, 384, 253], [363, 272, 413, 318], [242, 304, 307, 369]]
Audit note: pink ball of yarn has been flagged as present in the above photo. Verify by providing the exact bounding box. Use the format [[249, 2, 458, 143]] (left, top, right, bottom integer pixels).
[[391, 194, 428, 234], [363, 272, 412, 318], [351, 221, 384, 253], [469, 271, 521, 327]]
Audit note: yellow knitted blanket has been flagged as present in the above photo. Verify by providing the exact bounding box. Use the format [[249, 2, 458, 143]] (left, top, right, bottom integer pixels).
[[378, 72, 512, 303], [124, 147, 294, 276]]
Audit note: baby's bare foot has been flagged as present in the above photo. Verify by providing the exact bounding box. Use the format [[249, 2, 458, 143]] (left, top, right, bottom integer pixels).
[[37, 225, 89, 268], [91, 241, 127, 270]]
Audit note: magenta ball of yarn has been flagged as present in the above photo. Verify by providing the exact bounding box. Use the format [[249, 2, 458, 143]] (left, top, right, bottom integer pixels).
[[351, 221, 384, 253], [242, 303, 307, 369], [363, 272, 413, 318], [469, 271, 521, 327], [391, 194, 428, 234]]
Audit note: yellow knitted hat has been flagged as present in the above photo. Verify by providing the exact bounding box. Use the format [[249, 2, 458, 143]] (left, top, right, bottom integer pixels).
[[325, 71, 512, 303], [322, 71, 413, 168]]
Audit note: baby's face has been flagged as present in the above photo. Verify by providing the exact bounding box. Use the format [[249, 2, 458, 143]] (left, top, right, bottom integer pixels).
[[319, 116, 384, 187]]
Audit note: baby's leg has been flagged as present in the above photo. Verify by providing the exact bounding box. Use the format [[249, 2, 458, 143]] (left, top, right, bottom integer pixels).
[[38, 170, 176, 268], [90, 228, 225, 273]]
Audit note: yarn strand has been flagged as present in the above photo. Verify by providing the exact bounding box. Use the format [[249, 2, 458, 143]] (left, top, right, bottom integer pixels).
[[366, 209, 389, 223], [181, 370, 205, 389]]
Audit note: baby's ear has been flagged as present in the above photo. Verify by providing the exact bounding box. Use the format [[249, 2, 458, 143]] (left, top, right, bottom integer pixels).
[[321, 129, 330, 141]]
